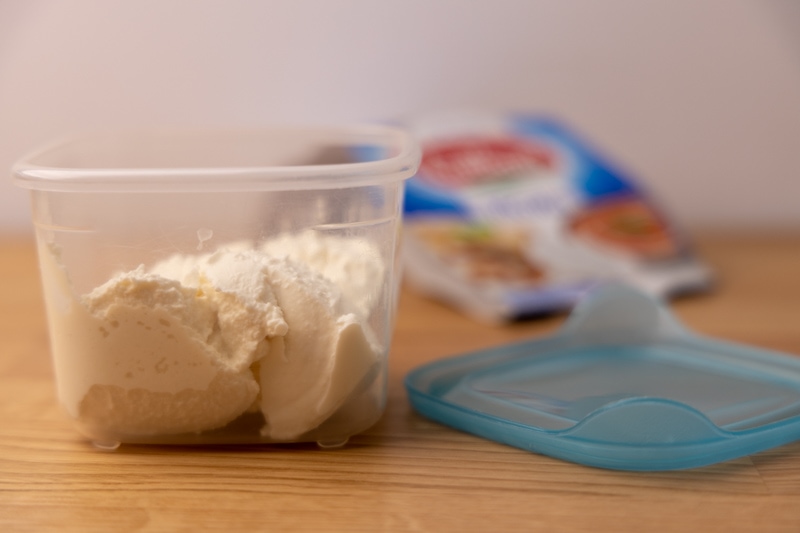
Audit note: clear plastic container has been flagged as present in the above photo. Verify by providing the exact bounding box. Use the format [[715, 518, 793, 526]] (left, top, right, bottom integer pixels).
[[13, 126, 420, 449]]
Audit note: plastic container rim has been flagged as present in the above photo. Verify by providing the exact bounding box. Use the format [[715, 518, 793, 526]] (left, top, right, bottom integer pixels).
[[12, 124, 421, 193]]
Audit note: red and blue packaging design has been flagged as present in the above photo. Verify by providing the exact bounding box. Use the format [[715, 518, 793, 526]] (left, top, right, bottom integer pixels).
[[400, 112, 712, 322]]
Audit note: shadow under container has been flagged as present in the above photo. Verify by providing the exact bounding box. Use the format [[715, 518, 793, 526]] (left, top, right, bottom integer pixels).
[[13, 126, 420, 449]]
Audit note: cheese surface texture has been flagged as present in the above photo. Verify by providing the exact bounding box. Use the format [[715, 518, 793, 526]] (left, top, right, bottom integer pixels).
[[44, 233, 383, 440]]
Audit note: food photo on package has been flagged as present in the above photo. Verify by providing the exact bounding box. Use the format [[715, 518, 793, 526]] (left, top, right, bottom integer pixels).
[[397, 112, 713, 323]]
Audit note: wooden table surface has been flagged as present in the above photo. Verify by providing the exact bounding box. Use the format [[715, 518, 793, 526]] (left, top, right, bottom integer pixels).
[[2, 234, 800, 532]]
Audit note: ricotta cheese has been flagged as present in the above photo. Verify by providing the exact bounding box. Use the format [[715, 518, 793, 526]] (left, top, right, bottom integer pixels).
[[43, 233, 384, 441], [261, 229, 387, 320]]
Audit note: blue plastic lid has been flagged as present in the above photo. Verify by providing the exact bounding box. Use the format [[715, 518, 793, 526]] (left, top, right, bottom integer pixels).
[[405, 284, 800, 471]]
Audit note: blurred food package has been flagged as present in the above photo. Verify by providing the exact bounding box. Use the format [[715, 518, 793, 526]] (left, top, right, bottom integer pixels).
[[399, 112, 712, 322]]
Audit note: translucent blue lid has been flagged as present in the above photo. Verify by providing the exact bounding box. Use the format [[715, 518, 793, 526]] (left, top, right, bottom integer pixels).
[[405, 284, 800, 471]]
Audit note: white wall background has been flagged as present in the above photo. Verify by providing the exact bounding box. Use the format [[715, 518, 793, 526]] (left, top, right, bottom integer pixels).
[[2, 0, 800, 234]]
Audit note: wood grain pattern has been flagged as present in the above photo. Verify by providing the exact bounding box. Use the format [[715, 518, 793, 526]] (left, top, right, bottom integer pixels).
[[1, 234, 800, 532]]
